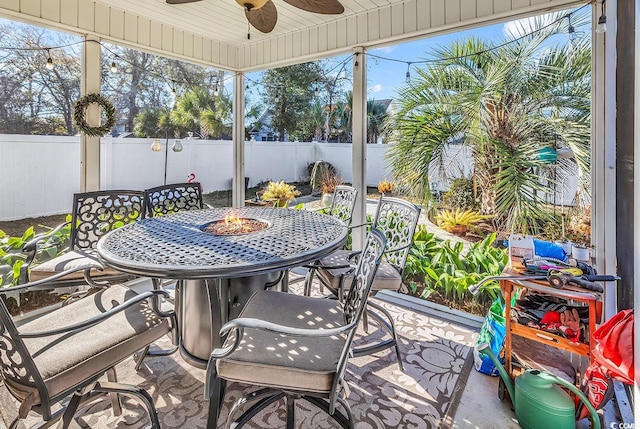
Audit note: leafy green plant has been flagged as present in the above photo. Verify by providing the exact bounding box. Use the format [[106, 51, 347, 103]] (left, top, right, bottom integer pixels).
[[0, 217, 72, 286], [403, 228, 507, 306], [434, 208, 492, 235], [261, 180, 301, 203]]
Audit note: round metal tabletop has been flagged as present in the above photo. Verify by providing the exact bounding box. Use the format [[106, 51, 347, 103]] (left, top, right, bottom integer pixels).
[[97, 207, 348, 279]]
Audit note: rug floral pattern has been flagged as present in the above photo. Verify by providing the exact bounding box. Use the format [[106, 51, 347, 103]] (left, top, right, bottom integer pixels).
[[4, 296, 477, 429]]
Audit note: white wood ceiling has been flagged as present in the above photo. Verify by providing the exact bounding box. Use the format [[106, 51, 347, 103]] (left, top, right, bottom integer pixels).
[[0, 0, 585, 71]]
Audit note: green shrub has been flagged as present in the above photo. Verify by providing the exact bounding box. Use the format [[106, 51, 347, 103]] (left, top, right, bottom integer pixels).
[[403, 227, 507, 305], [0, 217, 71, 286], [441, 177, 478, 211]]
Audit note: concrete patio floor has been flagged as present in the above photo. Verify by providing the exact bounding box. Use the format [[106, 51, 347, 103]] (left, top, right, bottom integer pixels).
[[0, 276, 520, 429]]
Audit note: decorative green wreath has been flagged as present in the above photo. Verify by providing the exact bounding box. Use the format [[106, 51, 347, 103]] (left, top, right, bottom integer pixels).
[[73, 93, 116, 137]]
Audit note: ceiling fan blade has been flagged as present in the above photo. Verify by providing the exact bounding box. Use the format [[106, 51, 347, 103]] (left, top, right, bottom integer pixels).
[[282, 0, 344, 14], [166, 0, 202, 4], [245, 0, 278, 33]]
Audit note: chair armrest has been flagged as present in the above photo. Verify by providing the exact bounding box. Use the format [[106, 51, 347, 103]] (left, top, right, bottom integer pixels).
[[20, 222, 71, 283], [219, 317, 353, 339], [384, 243, 411, 254], [2, 263, 104, 294], [22, 222, 70, 253], [348, 221, 372, 229], [18, 289, 174, 338]]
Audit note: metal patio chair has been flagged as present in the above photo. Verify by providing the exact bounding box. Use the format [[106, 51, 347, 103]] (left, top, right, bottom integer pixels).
[[303, 196, 421, 371], [288, 185, 358, 288], [204, 228, 386, 429], [144, 182, 205, 217], [327, 185, 358, 224], [21, 190, 146, 287], [0, 265, 177, 429]]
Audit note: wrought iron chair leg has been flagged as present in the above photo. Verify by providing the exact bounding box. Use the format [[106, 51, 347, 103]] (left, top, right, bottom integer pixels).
[[206, 376, 227, 429], [59, 392, 86, 429], [305, 396, 354, 429], [352, 301, 404, 371], [303, 269, 316, 296], [106, 367, 122, 416], [94, 381, 161, 429], [286, 394, 295, 429], [231, 392, 286, 429], [226, 387, 274, 425]]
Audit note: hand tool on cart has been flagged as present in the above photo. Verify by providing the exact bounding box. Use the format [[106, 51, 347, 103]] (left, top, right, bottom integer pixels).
[[469, 272, 619, 295]]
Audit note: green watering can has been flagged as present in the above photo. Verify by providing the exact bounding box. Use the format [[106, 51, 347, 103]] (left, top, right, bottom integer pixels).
[[477, 343, 600, 429]]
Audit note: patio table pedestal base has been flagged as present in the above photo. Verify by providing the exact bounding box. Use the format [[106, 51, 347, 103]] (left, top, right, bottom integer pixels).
[[179, 272, 282, 369]]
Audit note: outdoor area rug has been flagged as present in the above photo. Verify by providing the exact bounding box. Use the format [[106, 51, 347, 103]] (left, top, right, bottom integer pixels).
[[0, 292, 478, 429]]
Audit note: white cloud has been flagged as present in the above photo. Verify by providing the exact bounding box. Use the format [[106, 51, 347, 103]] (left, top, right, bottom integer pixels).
[[370, 84, 383, 93], [375, 45, 397, 54], [502, 13, 557, 38]]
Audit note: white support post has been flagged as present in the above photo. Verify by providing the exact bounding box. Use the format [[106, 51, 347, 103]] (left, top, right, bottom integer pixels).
[[80, 36, 101, 191], [233, 73, 246, 207], [593, 0, 618, 319], [352, 47, 367, 251]]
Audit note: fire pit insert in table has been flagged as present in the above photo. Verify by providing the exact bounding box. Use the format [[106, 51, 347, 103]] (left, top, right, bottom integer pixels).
[[200, 217, 270, 235]]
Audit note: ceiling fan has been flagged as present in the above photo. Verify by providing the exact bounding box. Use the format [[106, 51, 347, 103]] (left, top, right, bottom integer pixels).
[[166, 0, 344, 34]]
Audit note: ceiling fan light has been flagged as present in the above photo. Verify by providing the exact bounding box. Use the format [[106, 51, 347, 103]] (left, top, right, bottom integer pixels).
[[236, 0, 269, 10]]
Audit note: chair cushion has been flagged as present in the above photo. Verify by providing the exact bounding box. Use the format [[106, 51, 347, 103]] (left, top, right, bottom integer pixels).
[[216, 290, 346, 394], [29, 250, 122, 281], [316, 250, 403, 292], [2, 285, 171, 403]]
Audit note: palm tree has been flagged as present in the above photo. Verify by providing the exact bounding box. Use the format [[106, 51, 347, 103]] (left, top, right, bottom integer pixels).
[[367, 99, 388, 143], [171, 87, 231, 139], [384, 12, 591, 234]]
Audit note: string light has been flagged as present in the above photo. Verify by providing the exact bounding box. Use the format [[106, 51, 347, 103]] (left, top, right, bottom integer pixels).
[[45, 48, 54, 70], [314, 79, 319, 95], [214, 84, 219, 96], [110, 61, 118, 73], [596, 1, 607, 34], [566, 14, 576, 40], [274, 94, 280, 103], [3, 4, 587, 98], [405, 62, 411, 83], [151, 139, 162, 152]]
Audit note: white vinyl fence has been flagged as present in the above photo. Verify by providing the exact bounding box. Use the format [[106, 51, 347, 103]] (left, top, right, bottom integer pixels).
[[1, 135, 580, 222], [0, 135, 421, 221]]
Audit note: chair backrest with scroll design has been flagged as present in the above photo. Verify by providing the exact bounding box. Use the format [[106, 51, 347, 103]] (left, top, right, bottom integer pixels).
[[372, 196, 421, 274], [144, 182, 204, 218], [71, 190, 145, 251], [328, 185, 358, 224]]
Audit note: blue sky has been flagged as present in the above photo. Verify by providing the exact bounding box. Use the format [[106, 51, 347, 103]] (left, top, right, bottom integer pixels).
[[244, 5, 589, 106], [365, 25, 503, 100]]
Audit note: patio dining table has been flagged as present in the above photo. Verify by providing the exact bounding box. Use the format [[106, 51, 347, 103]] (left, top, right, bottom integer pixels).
[[96, 206, 348, 368]]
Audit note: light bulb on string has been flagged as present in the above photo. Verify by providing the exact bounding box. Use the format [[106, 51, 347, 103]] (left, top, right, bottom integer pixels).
[[172, 140, 183, 152], [314, 80, 319, 96], [274, 94, 280, 103], [151, 139, 162, 152], [596, 15, 607, 33], [214, 85, 219, 96], [595, 0, 607, 34], [405, 62, 411, 83], [567, 15, 576, 40], [110, 61, 118, 73], [45, 49, 54, 70]]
